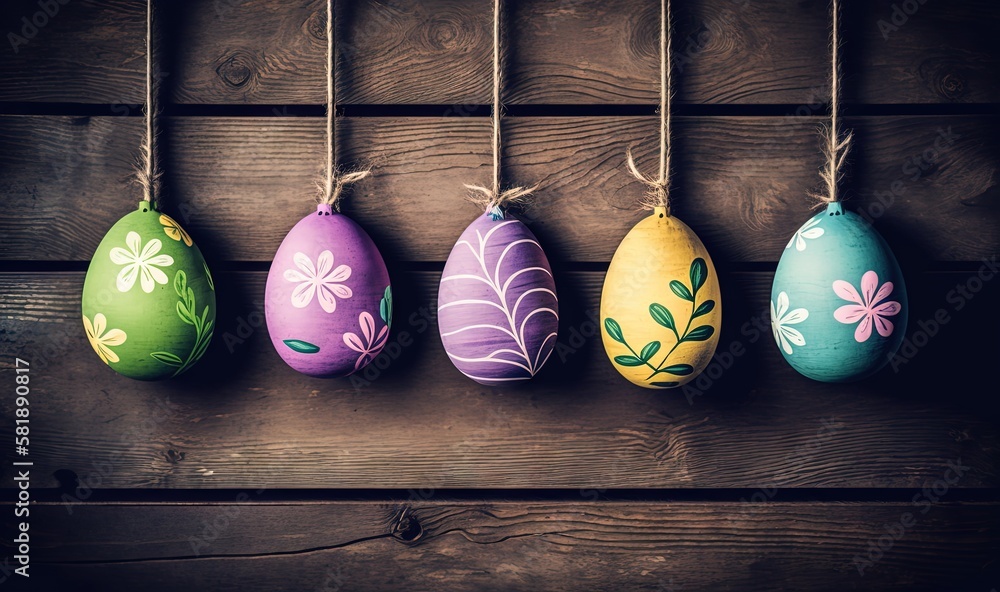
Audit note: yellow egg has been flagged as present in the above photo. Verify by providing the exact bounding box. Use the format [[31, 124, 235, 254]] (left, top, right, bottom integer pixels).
[[600, 207, 722, 389]]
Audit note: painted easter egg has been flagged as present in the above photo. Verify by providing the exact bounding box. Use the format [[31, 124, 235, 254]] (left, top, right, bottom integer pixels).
[[770, 202, 907, 382], [601, 207, 722, 389], [265, 204, 391, 378], [438, 211, 559, 385], [81, 201, 216, 380]]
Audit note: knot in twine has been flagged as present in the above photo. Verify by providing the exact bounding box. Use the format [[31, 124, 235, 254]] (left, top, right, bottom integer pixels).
[[316, 0, 374, 211], [809, 122, 853, 208], [320, 167, 372, 210], [463, 0, 539, 222], [626, 146, 671, 215], [464, 183, 539, 220], [624, 0, 673, 216], [810, 0, 853, 208]]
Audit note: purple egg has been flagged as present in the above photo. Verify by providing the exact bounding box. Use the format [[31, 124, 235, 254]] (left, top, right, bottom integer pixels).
[[438, 212, 559, 385], [266, 204, 391, 378]]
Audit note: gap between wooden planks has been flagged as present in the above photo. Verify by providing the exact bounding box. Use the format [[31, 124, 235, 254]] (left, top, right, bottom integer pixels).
[[0, 0, 997, 105], [1, 270, 996, 490], [0, 115, 996, 263], [5, 501, 999, 591]]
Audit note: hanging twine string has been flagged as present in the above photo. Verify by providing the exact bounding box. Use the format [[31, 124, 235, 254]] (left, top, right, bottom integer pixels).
[[812, 0, 853, 206], [626, 0, 673, 214], [465, 0, 537, 219], [135, 0, 161, 205], [320, 0, 370, 210]]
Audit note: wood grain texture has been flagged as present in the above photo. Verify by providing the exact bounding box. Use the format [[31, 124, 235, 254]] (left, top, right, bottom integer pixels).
[[0, 114, 997, 263], [1, 1, 997, 587], [12, 501, 1000, 591], [1, 270, 996, 489], [1, 0, 998, 105]]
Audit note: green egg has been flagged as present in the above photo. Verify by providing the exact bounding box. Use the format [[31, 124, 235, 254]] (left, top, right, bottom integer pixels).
[[81, 202, 216, 380]]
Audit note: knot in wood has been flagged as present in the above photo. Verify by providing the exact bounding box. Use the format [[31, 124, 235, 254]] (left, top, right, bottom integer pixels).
[[306, 8, 327, 42], [939, 73, 966, 100], [918, 58, 967, 101], [424, 16, 462, 51], [628, 4, 660, 64], [216, 50, 258, 89], [410, 10, 475, 53], [391, 508, 424, 543]]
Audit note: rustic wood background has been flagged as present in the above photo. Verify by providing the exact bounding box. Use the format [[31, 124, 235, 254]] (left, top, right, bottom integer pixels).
[[1, 0, 999, 590]]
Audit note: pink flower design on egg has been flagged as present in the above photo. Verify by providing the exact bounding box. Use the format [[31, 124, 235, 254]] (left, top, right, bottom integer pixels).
[[833, 270, 902, 343], [283, 250, 352, 313], [343, 312, 389, 371]]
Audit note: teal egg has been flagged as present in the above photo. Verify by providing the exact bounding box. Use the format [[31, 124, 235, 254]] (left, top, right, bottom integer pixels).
[[81, 201, 216, 381], [770, 202, 907, 382]]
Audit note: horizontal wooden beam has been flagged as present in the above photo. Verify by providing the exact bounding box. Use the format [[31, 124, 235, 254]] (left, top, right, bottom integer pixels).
[[0, 0, 997, 105], [10, 501, 1000, 590], [0, 115, 996, 263], [1, 270, 996, 489]]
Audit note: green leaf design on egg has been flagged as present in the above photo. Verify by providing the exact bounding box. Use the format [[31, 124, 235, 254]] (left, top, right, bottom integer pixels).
[[639, 341, 661, 361], [604, 318, 624, 343], [150, 351, 184, 367], [692, 300, 716, 318], [649, 303, 675, 331], [150, 268, 215, 376], [203, 261, 215, 292], [380, 285, 392, 327], [613, 355, 645, 367], [283, 339, 321, 354], [82, 203, 216, 380], [606, 256, 719, 386], [661, 364, 694, 376], [669, 280, 693, 302], [683, 326, 716, 342], [690, 258, 708, 295]]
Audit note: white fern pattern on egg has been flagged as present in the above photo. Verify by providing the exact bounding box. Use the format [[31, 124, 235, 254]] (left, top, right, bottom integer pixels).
[[438, 219, 559, 384]]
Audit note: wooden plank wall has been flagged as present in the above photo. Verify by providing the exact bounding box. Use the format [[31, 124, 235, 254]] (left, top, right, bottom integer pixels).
[[1, 0, 999, 589]]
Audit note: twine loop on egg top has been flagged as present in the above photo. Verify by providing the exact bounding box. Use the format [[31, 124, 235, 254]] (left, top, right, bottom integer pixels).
[[134, 0, 162, 207], [465, 184, 538, 221], [319, 0, 372, 211], [464, 0, 539, 220], [810, 0, 854, 207], [626, 0, 673, 215], [319, 167, 371, 210]]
